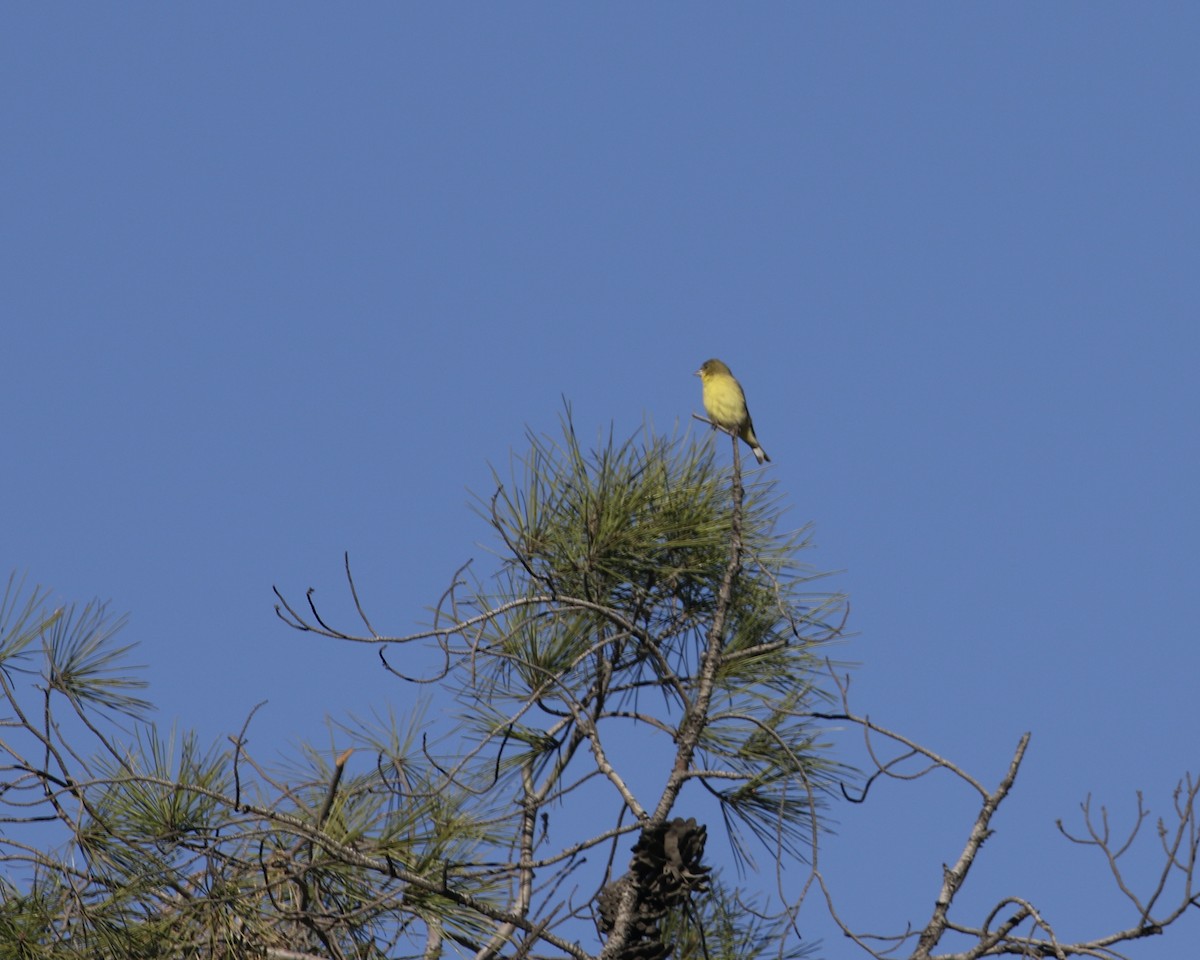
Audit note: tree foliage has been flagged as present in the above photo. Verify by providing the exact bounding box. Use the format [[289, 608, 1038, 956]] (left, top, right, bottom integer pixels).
[[0, 418, 1196, 960]]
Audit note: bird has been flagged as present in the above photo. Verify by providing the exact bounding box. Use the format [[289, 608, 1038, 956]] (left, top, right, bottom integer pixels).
[[695, 358, 770, 464]]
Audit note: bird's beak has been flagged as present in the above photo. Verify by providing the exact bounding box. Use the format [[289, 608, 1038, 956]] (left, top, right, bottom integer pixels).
[[693, 369, 701, 377]]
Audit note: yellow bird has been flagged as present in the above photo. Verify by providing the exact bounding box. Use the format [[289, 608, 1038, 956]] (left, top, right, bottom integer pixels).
[[695, 358, 770, 464]]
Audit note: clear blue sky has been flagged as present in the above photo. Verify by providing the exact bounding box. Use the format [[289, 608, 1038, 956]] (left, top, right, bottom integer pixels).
[[4, 5, 1198, 955]]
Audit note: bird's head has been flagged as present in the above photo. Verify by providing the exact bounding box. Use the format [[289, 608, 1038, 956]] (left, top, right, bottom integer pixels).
[[695, 358, 731, 379]]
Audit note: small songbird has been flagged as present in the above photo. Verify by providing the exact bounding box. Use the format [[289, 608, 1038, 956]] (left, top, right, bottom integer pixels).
[[695, 358, 770, 464]]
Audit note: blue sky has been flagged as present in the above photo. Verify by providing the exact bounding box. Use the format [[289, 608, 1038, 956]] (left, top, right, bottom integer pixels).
[[3, 5, 1198, 955]]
